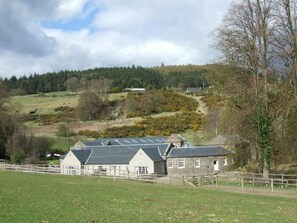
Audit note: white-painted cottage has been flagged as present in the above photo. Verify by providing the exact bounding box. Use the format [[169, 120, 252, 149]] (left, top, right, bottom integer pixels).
[[61, 136, 171, 176]]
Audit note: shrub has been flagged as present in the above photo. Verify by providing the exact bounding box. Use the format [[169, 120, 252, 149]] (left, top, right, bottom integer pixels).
[[78, 112, 204, 138], [125, 90, 198, 117]]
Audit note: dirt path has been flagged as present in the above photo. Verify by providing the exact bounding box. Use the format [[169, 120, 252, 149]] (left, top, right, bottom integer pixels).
[[186, 95, 208, 115], [189, 95, 208, 115]]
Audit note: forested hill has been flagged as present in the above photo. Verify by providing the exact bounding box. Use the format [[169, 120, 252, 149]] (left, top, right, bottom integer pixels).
[[3, 65, 210, 95]]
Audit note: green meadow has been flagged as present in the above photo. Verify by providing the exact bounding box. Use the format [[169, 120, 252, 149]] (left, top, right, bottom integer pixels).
[[11, 93, 79, 114], [10, 92, 128, 114], [1, 171, 296, 223]]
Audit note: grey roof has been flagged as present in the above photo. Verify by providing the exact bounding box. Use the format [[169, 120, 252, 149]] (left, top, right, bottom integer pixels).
[[85, 144, 168, 165], [68, 136, 184, 166], [72, 150, 91, 163], [84, 143, 169, 156], [94, 136, 168, 146], [168, 146, 230, 158], [141, 147, 164, 162], [82, 141, 104, 147]]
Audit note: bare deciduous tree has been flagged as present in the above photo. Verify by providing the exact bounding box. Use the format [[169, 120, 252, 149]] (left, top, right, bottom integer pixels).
[[214, 0, 276, 177]]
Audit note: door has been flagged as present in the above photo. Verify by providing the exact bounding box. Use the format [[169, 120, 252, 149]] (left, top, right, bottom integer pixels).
[[213, 160, 219, 171], [111, 166, 117, 175]]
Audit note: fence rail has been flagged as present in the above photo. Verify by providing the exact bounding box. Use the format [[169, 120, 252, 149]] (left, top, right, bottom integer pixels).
[[156, 172, 297, 193], [216, 172, 297, 190], [0, 164, 61, 174], [0, 164, 157, 183], [1, 164, 297, 192]]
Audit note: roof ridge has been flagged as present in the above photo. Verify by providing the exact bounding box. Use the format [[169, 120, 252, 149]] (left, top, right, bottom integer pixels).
[[85, 149, 93, 164], [157, 147, 165, 160]]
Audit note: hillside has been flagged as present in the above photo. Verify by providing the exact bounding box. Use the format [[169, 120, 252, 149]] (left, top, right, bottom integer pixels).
[[4, 65, 210, 95], [5, 87, 206, 163], [2, 63, 297, 174], [28, 92, 201, 132]]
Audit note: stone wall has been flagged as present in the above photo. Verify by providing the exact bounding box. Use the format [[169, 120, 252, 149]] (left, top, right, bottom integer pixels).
[[167, 156, 228, 176]]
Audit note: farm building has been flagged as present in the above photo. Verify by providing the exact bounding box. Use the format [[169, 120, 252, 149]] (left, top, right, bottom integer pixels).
[[60, 135, 231, 176], [61, 136, 171, 176], [166, 146, 230, 176], [185, 87, 202, 94]]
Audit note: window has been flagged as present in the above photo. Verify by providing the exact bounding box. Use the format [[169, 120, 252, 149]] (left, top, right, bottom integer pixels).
[[178, 160, 185, 168], [194, 159, 201, 168], [135, 166, 148, 175], [168, 161, 173, 168], [224, 158, 228, 166]]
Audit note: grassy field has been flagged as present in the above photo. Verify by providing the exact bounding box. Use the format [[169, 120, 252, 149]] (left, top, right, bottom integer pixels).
[[49, 136, 76, 152], [1, 171, 297, 223], [10, 92, 128, 114], [11, 94, 79, 114]]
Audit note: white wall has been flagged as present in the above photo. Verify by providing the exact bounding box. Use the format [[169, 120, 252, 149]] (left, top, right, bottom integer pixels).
[[129, 149, 155, 174], [84, 164, 129, 176], [60, 151, 82, 175]]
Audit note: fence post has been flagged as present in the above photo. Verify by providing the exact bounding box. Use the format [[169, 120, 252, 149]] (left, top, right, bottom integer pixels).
[[216, 176, 218, 188], [281, 174, 284, 189], [170, 176, 172, 186], [182, 176, 185, 186], [241, 177, 244, 190], [271, 179, 274, 192]]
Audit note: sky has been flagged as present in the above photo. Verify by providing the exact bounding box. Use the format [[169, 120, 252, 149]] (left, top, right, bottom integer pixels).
[[0, 0, 233, 78]]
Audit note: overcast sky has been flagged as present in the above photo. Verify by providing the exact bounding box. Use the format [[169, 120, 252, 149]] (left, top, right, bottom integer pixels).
[[0, 0, 233, 78]]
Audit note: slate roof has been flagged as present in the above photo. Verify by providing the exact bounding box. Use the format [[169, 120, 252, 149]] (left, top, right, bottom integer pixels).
[[82, 141, 104, 147], [84, 144, 169, 156], [72, 150, 91, 163], [86, 147, 135, 164], [82, 144, 168, 165], [168, 146, 230, 158], [94, 136, 168, 146], [141, 147, 164, 162]]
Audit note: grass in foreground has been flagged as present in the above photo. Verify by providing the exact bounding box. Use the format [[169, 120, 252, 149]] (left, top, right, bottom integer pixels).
[[1, 171, 297, 223]]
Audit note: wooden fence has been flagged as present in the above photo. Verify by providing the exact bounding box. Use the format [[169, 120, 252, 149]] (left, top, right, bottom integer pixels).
[[217, 172, 297, 191], [0, 164, 61, 174], [92, 169, 157, 183], [156, 173, 297, 193], [0, 164, 157, 183], [1, 164, 296, 191], [181, 172, 297, 192]]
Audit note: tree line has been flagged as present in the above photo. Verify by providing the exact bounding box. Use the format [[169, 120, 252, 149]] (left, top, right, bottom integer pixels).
[[0, 80, 54, 163], [3, 66, 209, 95], [212, 0, 297, 175]]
